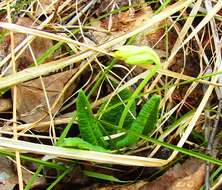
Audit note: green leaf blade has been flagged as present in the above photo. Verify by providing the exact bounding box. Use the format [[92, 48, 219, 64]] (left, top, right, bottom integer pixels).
[[60, 137, 109, 152], [99, 88, 136, 130], [116, 95, 161, 148], [143, 95, 161, 134], [77, 90, 107, 147]]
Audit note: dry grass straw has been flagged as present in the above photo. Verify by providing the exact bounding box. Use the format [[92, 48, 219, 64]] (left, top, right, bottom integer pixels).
[[168, 0, 222, 162], [6, 2, 23, 189], [0, 0, 222, 171], [0, 137, 168, 167], [0, 0, 194, 168], [0, 0, 192, 89]]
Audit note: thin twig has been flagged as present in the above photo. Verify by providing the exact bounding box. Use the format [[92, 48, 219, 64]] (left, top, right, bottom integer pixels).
[[205, 99, 222, 189], [204, 0, 222, 188]]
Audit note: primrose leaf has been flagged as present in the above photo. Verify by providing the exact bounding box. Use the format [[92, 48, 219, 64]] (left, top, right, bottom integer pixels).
[[99, 88, 136, 131], [77, 90, 108, 147], [114, 45, 160, 66], [60, 137, 109, 152], [116, 95, 161, 148]]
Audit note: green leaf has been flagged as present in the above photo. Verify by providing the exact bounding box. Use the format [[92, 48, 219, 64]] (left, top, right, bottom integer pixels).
[[60, 137, 109, 152], [99, 88, 136, 130], [116, 95, 161, 148], [77, 90, 108, 147], [116, 45, 161, 130], [143, 95, 161, 134], [114, 45, 160, 66], [83, 170, 131, 183]]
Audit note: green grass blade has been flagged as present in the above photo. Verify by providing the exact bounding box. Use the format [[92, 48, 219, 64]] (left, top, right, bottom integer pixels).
[[24, 165, 44, 190], [83, 170, 131, 183], [0, 149, 65, 170], [56, 111, 76, 146], [88, 59, 117, 98], [155, 0, 172, 14], [36, 41, 63, 65], [140, 134, 222, 166], [46, 167, 72, 190]]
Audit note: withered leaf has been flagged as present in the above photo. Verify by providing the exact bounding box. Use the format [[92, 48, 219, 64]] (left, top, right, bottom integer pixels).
[[139, 158, 205, 190], [35, 0, 56, 16], [0, 98, 12, 112], [94, 0, 144, 16], [169, 164, 205, 190], [89, 6, 154, 49], [0, 157, 17, 190], [0, 157, 45, 190], [93, 159, 205, 190], [90, 5, 171, 55], [16, 69, 77, 125], [4, 17, 54, 71]]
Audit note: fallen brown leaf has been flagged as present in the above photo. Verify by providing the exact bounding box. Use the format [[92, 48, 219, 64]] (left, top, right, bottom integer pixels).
[[0, 157, 46, 190], [94, 0, 144, 16], [90, 159, 205, 190], [0, 157, 17, 190], [139, 158, 205, 190], [97, 181, 147, 190], [35, 0, 55, 16], [89, 6, 154, 48], [0, 98, 12, 112], [90, 5, 172, 75], [4, 17, 54, 71], [16, 69, 77, 127], [169, 164, 205, 190]]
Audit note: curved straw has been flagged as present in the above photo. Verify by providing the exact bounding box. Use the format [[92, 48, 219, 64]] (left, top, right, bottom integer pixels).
[[0, 137, 167, 167]]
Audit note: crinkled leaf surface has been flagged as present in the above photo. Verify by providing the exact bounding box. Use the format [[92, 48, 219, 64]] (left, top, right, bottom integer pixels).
[[77, 90, 108, 147], [60, 137, 109, 152], [116, 95, 160, 148], [99, 88, 136, 130]]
